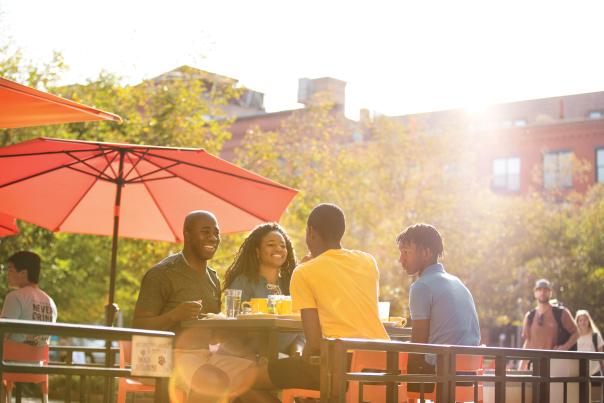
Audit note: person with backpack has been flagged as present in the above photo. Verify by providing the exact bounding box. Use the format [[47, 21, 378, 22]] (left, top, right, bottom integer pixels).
[[574, 309, 604, 375], [520, 279, 579, 369]]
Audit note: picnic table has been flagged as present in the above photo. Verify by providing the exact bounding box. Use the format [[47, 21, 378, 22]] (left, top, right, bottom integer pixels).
[[181, 316, 411, 361]]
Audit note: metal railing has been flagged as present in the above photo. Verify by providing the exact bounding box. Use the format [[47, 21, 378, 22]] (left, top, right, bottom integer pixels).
[[49, 345, 120, 402], [320, 338, 604, 403], [0, 319, 174, 403]]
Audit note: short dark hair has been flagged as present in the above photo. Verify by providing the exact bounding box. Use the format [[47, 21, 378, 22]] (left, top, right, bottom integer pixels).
[[8, 251, 41, 283], [307, 203, 346, 242], [396, 224, 444, 259]]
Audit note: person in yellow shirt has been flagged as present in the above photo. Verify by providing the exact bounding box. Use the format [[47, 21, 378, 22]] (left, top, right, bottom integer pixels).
[[252, 203, 388, 392]]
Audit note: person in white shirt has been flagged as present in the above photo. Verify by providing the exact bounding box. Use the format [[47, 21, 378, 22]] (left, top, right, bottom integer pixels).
[[1, 251, 57, 345], [574, 309, 604, 375]]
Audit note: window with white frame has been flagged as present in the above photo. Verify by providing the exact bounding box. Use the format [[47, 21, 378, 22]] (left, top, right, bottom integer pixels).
[[597, 148, 604, 183], [492, 157, 520, 191], [543, 151, 573, 189]]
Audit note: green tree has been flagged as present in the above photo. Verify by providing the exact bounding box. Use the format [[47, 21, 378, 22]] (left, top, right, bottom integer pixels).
[[236, 94, 367, 255]]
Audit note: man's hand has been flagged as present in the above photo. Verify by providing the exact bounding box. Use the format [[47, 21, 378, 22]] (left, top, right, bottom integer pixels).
[[169, 300, 203, 322], [133, 300, 202, 331], [289, 337, 305, 357]]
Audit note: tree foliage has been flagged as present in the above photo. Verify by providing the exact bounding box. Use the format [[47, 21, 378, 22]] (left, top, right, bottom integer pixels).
[[236, 94, 604, 335]]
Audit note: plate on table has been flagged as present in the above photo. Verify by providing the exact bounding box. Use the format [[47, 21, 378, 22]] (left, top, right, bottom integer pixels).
[[236, 313, 275, 319], [201, 313, 228, 320]]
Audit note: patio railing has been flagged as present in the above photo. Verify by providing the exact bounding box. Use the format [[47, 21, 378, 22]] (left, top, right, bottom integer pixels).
[[320, 337, 604, 403], [0, 319, 174, 403], [49, 345, 120, 402]]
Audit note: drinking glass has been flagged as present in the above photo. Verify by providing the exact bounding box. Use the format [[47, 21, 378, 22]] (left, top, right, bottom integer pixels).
[[224, 289, 242, 318], [267, 294, 280, 314], [378, 301, 391, 322], [277, 296, 293, 314]]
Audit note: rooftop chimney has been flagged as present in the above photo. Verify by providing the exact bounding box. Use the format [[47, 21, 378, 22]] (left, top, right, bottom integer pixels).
[[298, 77, 346, 111]]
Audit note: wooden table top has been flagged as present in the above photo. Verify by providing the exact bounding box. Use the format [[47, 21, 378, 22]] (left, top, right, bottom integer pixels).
[[182, 316, 411, 338]]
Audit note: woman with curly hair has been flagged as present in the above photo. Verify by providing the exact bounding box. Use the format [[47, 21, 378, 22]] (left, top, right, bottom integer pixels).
[[220, 223, 303, 359], [223, 222, 297, 301]]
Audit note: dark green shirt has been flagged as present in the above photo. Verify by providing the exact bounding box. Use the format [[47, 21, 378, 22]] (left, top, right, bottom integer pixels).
[[135, 253, 221, 340]]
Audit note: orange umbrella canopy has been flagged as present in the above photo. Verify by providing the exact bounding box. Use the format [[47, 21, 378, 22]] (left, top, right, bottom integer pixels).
[[0, 212, 18, 237], [0, 137, 298, 241], [0, 77, 122, 128]]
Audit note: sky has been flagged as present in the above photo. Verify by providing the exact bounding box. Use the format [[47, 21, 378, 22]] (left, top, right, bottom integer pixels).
[[2, 0, 604, 119]]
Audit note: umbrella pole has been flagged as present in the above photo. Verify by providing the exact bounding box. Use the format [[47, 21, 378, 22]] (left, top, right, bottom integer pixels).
[[105, 151, 125, 327], [103, 151, 125, 403]]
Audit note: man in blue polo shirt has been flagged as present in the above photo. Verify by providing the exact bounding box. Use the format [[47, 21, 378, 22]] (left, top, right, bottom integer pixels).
[[397, 223, 480, 392]]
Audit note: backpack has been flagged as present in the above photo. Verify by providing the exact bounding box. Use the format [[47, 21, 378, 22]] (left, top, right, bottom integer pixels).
[[527, 306, 577, 351]]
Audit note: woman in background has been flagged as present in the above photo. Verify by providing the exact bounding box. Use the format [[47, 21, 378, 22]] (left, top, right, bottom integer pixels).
[[574, 309, 604, 376]]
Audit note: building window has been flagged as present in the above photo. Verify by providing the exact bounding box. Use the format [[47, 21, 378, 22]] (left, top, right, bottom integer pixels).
[[492, 157, 520, 191], [597, 148, 604, 183], [543, 151, 573, 189], [589, 110, 603, 119]]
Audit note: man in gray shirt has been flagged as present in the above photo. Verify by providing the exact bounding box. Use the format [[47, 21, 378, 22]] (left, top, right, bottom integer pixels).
[[1, 251, 57, 346], [397, 223, 480, 392]]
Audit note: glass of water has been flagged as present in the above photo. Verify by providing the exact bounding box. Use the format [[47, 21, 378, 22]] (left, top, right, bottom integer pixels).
[[378, 301, 391, 322], [224, 289, 242, 318]]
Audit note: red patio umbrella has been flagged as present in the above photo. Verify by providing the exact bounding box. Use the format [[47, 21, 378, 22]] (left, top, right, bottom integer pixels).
[[0, 76, 123, 237], [0, 137, 298, 325], [0, 212, 18, 237], [0, 77, 122, 128]]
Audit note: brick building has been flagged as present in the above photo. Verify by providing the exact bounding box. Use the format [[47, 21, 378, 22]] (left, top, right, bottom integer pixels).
[[151, 66, 604, 195], [395, 92, 604, 194], [221, 76, 349, 161]]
